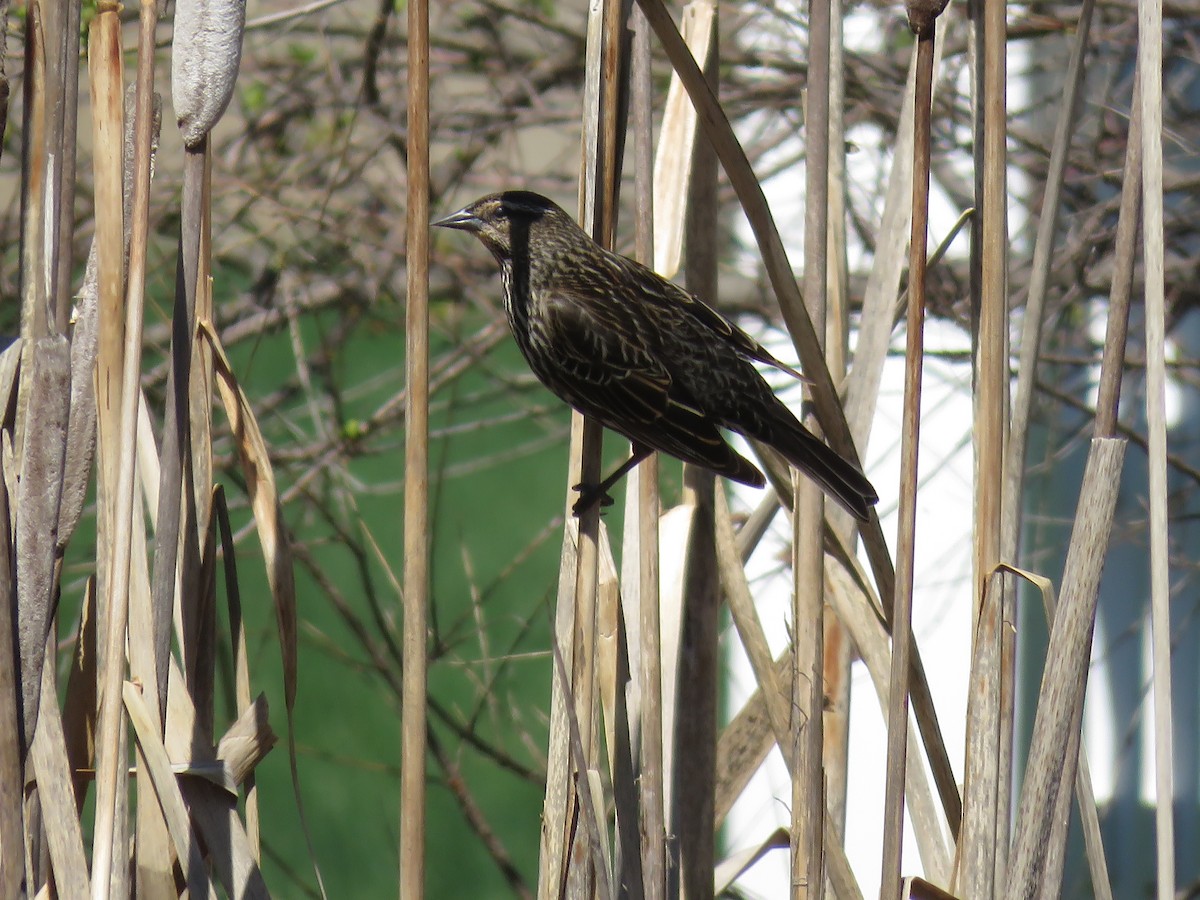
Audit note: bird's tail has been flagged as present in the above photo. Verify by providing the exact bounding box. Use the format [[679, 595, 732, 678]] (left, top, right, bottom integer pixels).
[[771, 424, 878, 522]]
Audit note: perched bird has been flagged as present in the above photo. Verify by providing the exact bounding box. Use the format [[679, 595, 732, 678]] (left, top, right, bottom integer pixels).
[[433, 190, 878, 521]]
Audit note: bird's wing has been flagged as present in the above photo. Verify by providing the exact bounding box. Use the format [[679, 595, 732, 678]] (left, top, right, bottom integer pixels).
[[619, 256, 811, 383], [540, 289, 746, 471]]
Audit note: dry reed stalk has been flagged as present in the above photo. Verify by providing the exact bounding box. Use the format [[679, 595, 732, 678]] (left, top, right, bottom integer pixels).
[[821, 611, 851, 833], [589, 17, 628, 893], [1137, 0, 1173, 896], [120, 13, 172, 890], [87, 0, 133, 889], [967, 0, 1008, 883], [401, 0, 431, 897], [715, 487, 790, 763], [672, 14, 720, 893], [549, 637, 614, 900], [953, 0, 1010, 892], [573, 0, 624, 793], [979, 4, 1098, 894], [48, 0, 81, 331], [821, 0, 854, 841], [1002, 0, 1096, 569], [89, 2, 122, 552], [656, 512, 689, 819], [39, 0, 66, 322], [639, 22, 717, 887], [1093, 81, 1141, 440], [1004, 567, 1111, 900], [187, 262, 217, 739], [630, 7, 664, 896], [823, 826, 866, 900], [0, 453, 18, 897], [562, 28, 612, 859], [715, 828, 790, 893], [972, 0, 1008, 621], [124, 683, 215, 898], [843, 41, 919, 449], [713, 487, 870, 898], [652, 2, 713, 282], [130, 512, 174, 897], [880, 13, 937, 898], [537, 2, 622, 894], [191, 159, 215, 544], [1004, 438, 1125, 899], [598, 532, 623, 888], [963, 25, 1001, 883], [18, 0, 47, 346], [734, 488, 781, 562], [536, 516, 579, 897], [958, 563, 1005, 898], [998, 67, 1143, 900], [31, 633, 89, 899], [606, 547, 645, 899], [793, 0, 832, 893], [714, 647, 786, 828], [824, 557, 949, 882], [132, 4, 172, 893]]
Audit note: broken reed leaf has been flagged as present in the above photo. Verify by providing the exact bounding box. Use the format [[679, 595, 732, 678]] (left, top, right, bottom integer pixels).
[[199, 320, 297, 711], [156, 656, 271, 898], [215, 693, 276, 789], [171, 0, 246, 147], [157, 694, 275, 795]]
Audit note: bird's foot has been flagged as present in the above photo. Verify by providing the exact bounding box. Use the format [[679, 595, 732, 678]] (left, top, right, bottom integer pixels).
[[571, 483, 615, 517]]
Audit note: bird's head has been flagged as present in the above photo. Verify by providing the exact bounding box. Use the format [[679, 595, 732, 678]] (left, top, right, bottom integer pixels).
[[432, 191, 574, 263]]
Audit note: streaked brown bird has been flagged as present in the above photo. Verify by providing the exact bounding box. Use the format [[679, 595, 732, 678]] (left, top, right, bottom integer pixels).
[[433, 190, 878, 521]]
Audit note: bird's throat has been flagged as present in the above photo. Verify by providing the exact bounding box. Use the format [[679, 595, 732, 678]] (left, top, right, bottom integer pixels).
[[501, 260, 532, 334]]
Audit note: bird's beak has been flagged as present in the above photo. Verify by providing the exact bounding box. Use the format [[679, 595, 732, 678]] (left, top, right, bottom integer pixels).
[[431, 206, 481, 232]]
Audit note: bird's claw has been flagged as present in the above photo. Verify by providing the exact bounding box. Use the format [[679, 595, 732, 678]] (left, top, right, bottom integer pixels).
[[571, 483, 614, 517]]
